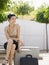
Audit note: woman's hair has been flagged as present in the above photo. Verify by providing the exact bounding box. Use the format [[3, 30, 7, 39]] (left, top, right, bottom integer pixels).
[[7, 14, 16, 19]]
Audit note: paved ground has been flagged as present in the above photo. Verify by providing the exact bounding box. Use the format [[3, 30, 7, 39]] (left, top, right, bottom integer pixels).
[[0, 60, 14, 65], [0, 53, 49, 65], [38, 53, 49, 65]]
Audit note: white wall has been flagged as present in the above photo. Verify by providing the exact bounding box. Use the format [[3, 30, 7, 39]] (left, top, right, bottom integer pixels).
[[0, 19, 47, 50], [47, 24, 49, 49]]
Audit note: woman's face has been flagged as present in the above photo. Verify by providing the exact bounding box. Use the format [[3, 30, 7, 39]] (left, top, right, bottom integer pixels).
[[9, 16, 16, 24]]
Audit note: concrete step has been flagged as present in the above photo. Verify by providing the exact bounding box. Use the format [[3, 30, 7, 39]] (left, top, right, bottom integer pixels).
[[0, 49, 6, 54], [0, 48, 6, 59], [0, 54, 5, 59]]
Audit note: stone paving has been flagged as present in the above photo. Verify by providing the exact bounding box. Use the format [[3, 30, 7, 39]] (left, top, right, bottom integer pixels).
[[0, 53, 49, 65], [38, 53, 49, 65]]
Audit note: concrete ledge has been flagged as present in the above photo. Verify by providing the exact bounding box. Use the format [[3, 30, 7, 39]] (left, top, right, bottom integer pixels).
[[14, 46, 39, 65], [0, 49, 6, 54], [0, 45, 39, 65]]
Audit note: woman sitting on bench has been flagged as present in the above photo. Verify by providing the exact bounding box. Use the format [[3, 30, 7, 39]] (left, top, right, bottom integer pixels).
[[2, 14, 23, 65]]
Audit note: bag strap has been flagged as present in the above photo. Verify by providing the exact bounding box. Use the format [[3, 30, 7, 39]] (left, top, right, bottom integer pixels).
[[26, 54, 32, 58]]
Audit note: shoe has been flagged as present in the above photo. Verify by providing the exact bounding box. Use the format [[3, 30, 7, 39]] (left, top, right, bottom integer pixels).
[[2, 63, 5, 65], [2, 60, 8, 65]]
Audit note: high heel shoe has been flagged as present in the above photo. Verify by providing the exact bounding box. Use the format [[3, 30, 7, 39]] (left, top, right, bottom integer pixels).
[[2, 64, 5, 65], [2, 60, 8, 65]]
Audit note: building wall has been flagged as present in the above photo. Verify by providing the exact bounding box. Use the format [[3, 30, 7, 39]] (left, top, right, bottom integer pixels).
[[0, 19, 48, 50]]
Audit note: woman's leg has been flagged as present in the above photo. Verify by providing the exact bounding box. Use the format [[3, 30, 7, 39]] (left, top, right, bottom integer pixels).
[[9, 44, 16, 65], [3, 39, 13, 64], [17, 42, 21, 52]]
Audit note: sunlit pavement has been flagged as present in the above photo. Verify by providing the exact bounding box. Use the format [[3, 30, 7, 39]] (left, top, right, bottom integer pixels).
[[38, 53, 49, 65], [0, 60, 14, 65], [0, 53, 49, 65]]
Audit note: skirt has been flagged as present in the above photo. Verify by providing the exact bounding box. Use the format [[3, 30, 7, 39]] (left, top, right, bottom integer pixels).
[[4, 40, 18, 50]]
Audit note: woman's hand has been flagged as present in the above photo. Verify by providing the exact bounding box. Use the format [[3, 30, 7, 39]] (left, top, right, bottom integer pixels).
[[19, 40, 24, 46], [7, 38, 13, 43]]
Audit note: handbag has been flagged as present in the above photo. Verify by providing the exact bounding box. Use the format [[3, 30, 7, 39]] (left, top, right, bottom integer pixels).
[[20, 54, 38, 65]]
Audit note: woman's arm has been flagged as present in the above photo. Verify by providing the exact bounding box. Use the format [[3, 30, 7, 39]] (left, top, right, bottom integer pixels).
[[4, 27, 10, 40], [17, 25, 24, 45], [17, 24, 20, 41], [17, 25, 22, 52]]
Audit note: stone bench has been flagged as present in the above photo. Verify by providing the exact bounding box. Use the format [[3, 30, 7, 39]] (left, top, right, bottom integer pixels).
[[0, 45, 39, 65], [14, 46, 39, 65]]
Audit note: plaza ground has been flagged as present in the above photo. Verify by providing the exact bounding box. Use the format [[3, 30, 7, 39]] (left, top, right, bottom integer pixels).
[[0, 52, 49, 65]]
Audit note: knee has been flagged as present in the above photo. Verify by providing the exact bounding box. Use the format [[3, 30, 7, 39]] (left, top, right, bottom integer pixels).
[[12, 44, 16, 50], [9, 58, 13, 62], [7, 39, 13, 44]]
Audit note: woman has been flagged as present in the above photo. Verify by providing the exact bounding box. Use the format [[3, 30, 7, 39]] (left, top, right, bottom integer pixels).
[[2, 14, 22, 65]]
